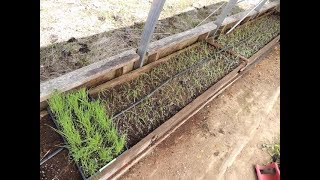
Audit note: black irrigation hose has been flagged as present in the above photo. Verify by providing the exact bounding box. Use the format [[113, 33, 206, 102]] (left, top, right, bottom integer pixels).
[[40, 19, 271, 169], [40, 147, 64, 166], [112, 28, 262, 120]]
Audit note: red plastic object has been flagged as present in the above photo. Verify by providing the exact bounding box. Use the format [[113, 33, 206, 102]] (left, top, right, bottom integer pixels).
[[255, 162, 280, 180]]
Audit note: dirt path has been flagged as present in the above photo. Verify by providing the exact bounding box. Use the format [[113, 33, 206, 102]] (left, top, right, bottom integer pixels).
[[119, 44, 280, 180]]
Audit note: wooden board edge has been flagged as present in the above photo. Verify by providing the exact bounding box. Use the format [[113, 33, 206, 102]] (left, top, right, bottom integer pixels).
[[90, 37, 280, 180], [90, 63, 245, 180], [88, 42, 203, 96], [248, 35, 280, 65], [40, 4, 279, 111], [40, 50, 139, 110]]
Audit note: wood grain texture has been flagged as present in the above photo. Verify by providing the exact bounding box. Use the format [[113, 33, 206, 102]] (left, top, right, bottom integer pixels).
[[247, 35, 280, 65], [89, 35, 279, 180], [147, 22, 217, 61], [88, 43, 200, 97], [40, 50, 139, 110]]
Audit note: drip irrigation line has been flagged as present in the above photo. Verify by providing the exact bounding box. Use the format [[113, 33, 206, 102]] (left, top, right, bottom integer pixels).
[[40, 16, 271, 169], [112, 26, 264, 120], [40, 147, 64, 166]]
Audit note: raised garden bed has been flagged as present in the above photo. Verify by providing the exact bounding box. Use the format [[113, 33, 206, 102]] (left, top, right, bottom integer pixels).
[[40, 5, 280, 179], [90, 42, 242, 150], [215, 15, 280, 59], [46, 41, 245, 179]]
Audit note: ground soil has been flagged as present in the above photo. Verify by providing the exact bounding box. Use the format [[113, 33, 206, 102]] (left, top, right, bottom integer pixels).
[[40, 149, 83, 180], [39, 43, 279, 180], [40, 114, 64, 160], [94, 43, 241, 149], [119, 44, 280, 180], [40, 0, 264, 82]]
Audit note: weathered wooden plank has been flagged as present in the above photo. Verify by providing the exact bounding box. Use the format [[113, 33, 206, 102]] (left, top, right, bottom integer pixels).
[[123, 62, 134, 74], [134, 0, 166, 69], [258, 1, 279, 15], [89, 43, 201, 96], [40, 50, 139, 110], [115, 67, 124, 78], [40, 3, 279, 111], [90, 62, 245, 180], [146, 52, 159, 64], [146, 22, 217, 61], [90, 36, 279, 179]]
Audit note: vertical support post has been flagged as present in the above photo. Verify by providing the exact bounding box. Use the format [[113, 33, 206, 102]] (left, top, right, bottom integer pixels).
[[250, 0, 268, 19], [254, 0, 268, 12], [226, 0, 267, 34], [208, 0, 238, 38], [134, 0, 166, 69]]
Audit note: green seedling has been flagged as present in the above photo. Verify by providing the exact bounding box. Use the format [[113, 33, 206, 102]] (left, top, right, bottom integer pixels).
[[48, 89, 125, 177]]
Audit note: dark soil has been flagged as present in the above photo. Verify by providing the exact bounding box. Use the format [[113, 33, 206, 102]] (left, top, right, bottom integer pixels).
[[40, 149, 82, 180], [40, 14, 279, 178], [40, 113, 64, 160], [93, 42, 242, 148], [40, 2, 244, 82]]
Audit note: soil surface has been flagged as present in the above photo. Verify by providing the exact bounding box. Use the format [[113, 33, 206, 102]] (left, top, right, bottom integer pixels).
[[40, 149, 83, 180], [94, 43, 241, 149], [40, 113, 64, 160], [40, 0, 266, 82], [119, 44, 280, 180]]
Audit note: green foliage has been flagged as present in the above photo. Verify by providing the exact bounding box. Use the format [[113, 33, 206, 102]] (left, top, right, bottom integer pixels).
[[217, 15, 280, 58], [48, 89, 125, 177]]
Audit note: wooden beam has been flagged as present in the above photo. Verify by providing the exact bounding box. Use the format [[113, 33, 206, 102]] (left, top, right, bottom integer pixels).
[[247, 35, 280, 65], [89, 36, 279, 179], [147, 22, 217, 60], [115, 67, 124, 78], [258, 1, 279, 15], [40, 2, 279, 111], [40, 50, 139, 110], [89, 43, 201, 97]]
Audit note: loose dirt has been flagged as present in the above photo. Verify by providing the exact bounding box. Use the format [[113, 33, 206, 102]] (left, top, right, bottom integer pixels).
[[40, 0, 264, 82]]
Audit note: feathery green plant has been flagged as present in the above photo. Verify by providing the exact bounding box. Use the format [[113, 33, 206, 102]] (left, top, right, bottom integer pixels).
[[48, 88, 125, 177]]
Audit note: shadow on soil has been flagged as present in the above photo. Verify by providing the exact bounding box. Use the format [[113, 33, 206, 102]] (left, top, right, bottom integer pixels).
[[40, 2, 244, 82]]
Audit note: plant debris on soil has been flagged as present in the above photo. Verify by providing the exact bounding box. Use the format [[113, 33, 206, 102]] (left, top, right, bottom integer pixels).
[[40, 1, 245, 82], [42, 13, 280, 179], [216, 15, 280, 58], [262, 142, 280, 168], [94, 42, 242, 148], [48, 89, 125, 177]]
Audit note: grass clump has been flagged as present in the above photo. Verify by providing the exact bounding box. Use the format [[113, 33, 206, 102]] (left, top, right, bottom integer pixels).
[[263, 142, 280, 168], [48, 88, 125, 177]]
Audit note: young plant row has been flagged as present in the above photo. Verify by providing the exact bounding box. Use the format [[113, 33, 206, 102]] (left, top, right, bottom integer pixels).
[[216, 15, 280, 58], [98, 43, 241, 148], [48, 89, 125, 177], [97, 42, 215, 117]]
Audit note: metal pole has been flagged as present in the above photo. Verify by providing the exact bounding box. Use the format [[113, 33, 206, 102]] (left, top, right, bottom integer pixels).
[[226, 0, 267, 34], [249, 0, 269, 20], [208, 0, 238, 37], [134, 0, 166, 69]]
